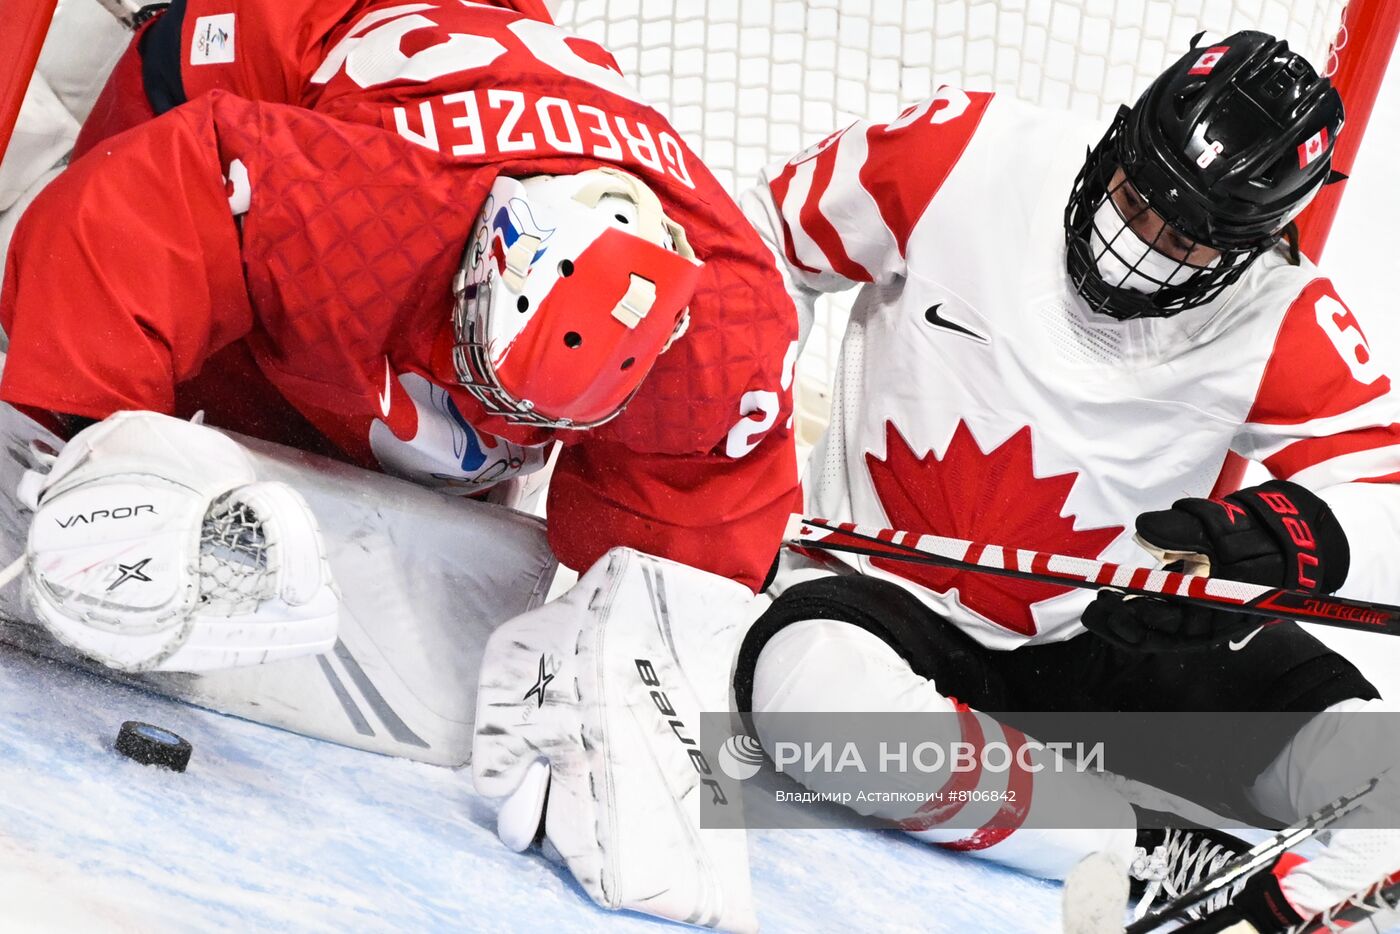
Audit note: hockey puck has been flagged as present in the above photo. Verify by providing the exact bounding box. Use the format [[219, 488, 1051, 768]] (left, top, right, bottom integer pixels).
[[114, 721, 192, 772]]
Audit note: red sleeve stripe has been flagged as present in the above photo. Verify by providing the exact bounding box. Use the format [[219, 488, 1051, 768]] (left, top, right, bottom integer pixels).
[[767, 160, 821, 276], [823, 124, 901, 280], [1286, 445, 1400, 488], [1239, 393, 1400, 460], [1357, 472, 1400, 484], [798, 136, 875, 283], [1262, 424, 1400, 478]]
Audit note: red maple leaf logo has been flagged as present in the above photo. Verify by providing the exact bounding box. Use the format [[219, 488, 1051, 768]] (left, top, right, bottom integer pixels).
[[865, 421, 1124, 635]]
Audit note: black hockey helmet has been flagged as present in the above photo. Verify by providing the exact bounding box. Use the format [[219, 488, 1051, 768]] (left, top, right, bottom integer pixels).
[[1065, 30, 1344, 319]]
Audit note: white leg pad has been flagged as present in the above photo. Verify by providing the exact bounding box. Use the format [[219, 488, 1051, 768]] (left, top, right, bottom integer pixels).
[[473, 547, 760, 932]]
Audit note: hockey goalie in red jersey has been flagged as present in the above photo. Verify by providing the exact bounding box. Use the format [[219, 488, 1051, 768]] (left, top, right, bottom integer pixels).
[[2, 0, 798, 586], [0, 2, 796, 928], [739, 29, 1400, 933]]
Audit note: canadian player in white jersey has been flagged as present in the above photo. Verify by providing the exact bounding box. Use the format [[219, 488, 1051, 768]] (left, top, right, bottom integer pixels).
[[738, 30, 1400, 932]]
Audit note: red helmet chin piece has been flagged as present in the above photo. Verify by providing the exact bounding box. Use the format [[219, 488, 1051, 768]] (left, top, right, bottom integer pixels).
[[452, 169, 702, 429]]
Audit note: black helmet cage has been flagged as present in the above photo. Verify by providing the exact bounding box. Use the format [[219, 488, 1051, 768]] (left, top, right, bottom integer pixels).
[[1065, 110, 1262, 321], [1065, 30, 1343, 320]]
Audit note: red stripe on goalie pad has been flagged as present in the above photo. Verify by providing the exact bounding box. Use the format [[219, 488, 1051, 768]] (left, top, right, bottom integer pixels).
[[900, 708, 983, 833], [935, 725, 1035, 852]]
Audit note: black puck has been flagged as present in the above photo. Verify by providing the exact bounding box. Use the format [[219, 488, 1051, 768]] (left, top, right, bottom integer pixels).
[[115, 721, 192, 772]]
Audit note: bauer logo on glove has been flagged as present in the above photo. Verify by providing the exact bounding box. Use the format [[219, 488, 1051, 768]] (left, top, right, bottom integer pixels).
[[1082, 480, 1350, 652]]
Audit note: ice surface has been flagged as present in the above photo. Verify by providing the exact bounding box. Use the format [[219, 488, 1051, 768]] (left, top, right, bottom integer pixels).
[[0, 643, 1059, 932]]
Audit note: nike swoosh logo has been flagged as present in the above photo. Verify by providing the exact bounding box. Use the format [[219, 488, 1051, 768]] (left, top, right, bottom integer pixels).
[[924, 304, 988, 343], [378, 358, 393, 418], [1228, 623, 1268, 652]]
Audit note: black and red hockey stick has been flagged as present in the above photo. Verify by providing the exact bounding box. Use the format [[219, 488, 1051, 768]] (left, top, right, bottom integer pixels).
[[786, 516, 1400, 637], [1060, 776, 1384, 933]]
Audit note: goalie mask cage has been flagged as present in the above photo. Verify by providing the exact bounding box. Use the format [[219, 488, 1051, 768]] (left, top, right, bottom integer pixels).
[[551, 0, 1400, 451]]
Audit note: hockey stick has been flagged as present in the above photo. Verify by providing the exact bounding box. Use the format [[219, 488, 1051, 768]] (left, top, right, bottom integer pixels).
[[786, 516, 1400, 637], [1061, 777, 1381, 933], [1124, 778, 1379, 933]]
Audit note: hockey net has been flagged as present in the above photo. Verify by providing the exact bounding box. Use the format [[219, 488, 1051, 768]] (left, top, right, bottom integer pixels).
[[552, 0, 1400, 451], [0, 1, 1396, 452]]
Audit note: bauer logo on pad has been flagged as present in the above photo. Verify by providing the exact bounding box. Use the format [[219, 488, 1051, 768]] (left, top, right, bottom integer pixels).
[[191, 14, 236, 66], [1188, 46, 1229, 75]]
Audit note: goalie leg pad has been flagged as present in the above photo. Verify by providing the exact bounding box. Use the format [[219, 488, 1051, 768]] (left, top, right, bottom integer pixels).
[[473, 547, 760, 932], [22, 411, 339, 672]]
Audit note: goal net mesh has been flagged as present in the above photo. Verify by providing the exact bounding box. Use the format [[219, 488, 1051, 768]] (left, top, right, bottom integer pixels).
[[552, 0, 1354, 447]]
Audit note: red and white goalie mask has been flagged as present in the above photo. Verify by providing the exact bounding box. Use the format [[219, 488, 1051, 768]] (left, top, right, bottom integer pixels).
[[451, 169, 702, 429]]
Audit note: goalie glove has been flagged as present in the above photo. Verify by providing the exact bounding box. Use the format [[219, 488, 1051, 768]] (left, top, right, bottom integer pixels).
[[18, 411, 339, 672], [1082, 480, 1349, 652], [472, 548, 759, 932]]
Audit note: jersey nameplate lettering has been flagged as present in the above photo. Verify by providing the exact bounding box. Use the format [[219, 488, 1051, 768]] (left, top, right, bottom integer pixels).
[[311, 7, 696, 188]]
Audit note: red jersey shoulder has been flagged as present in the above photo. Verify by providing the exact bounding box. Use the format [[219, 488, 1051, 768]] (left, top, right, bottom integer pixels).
[[176, 0, 555, 104], [178, 0, 362, 103], [1248, 277, 1391, 426], [192, 94, 480, 408]]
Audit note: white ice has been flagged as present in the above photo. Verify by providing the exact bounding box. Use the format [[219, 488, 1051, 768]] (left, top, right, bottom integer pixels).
[[0, 641, 1058, 932]]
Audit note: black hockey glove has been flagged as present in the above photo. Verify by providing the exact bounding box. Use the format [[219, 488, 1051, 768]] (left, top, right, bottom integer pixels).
[[1175, 860, 1305, 933], [1082, 480, 1349, 652]]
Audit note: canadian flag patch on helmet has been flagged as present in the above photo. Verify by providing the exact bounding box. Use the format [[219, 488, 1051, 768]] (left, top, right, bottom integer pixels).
[[1297, 127, 1330, 168], [1188, 45, 1230, 74]]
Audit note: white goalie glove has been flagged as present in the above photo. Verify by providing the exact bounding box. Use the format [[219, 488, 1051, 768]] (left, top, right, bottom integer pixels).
[[16, 411, 339, 672], [473, 548, 760, 932]]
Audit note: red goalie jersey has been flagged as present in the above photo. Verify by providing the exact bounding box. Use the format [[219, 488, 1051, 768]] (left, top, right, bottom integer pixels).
[[0, 0, 800, 589]]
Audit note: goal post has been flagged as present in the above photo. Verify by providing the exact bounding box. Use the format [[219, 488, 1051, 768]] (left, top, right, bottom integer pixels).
[[0, 0, 59, 163], [1295, 0, 1400, 259]]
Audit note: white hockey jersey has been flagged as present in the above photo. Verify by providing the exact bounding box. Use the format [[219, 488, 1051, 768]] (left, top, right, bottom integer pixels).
[[744, 88, 1400, 649]]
